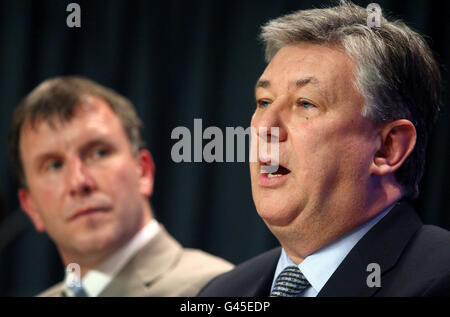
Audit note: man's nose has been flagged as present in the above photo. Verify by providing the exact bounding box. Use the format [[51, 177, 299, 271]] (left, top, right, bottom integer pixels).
[[67, 157, 96, 197], [254, 101, 288, 143]]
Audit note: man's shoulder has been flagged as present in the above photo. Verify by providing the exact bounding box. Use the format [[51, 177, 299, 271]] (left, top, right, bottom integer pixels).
[[161, 248, 235, 295], [402, 224, 450, 267], [198, 247, 281, 297], [171, 247, 235, 283], [415, 224, 450, 244], [37, 281, 64, 297], [376, 223, 450, 296], [324, 202, 450, 296], [178, 248, 234, 272], [211, 247, 281, 279], [123, 228, 235, 297]]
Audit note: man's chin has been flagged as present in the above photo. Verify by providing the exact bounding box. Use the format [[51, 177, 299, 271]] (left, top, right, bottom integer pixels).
[[256, 205, 299, 228], [70, 230, 120, 256]]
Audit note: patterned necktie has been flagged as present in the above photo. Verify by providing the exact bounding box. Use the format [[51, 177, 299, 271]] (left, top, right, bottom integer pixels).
[[270, 266, 310, 297]]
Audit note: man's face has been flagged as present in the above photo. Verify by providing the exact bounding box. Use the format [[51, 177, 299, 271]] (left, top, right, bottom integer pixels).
[[251, 43, 380, 240], [18, 97, 153, 262]]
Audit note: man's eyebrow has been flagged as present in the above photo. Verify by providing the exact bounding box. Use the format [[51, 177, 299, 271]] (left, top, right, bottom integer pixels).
[[296, 76, 320, 88], [255, 76, 321, 90], [255, 76, 328, 102], [33, 151, 61, 170], [255, 79, 270, 90], [297, 76, 330, 102], [33, 138, 112, 166]]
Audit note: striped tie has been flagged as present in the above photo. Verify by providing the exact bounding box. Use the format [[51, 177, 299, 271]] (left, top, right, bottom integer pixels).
[[270, 266, 310, 297]]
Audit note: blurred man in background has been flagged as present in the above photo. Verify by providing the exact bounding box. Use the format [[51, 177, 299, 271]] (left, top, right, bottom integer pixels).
[[8, 76, 233, 297], [199, 1, 450, 297]]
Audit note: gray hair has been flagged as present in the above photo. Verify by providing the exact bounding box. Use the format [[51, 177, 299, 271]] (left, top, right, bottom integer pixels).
[[260, 0, 441, 199]]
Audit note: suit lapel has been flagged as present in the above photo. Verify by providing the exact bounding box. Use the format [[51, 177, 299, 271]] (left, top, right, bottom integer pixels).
[[99, 226, 182, 296], [318, 201, 422, 297], [247, 247, 281, 297]]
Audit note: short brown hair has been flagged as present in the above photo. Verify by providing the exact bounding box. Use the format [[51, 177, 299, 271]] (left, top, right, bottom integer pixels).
[[8, 76, 145, 188]]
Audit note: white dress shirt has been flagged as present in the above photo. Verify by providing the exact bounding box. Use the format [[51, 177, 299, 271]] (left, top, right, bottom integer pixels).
[[271, 204, 395, 297], [64, 219, 160, 297]]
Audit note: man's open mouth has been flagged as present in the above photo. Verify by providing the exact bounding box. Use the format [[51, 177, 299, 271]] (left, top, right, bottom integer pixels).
[[261, 164, 291, 178]]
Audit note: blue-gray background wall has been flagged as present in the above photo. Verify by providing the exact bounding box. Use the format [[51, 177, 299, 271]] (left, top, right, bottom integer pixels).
[[0, 0, 449, 296]]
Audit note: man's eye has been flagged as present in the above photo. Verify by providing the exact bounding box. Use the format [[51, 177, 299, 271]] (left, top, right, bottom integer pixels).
[[46, 160, 63, 171], [257, 100, 271, 108], [92, 147, 110, 159], [298, 100, 315, 109]]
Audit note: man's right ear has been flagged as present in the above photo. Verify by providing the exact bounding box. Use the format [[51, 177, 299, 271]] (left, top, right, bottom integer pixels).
[[18, 189, 45, 232]]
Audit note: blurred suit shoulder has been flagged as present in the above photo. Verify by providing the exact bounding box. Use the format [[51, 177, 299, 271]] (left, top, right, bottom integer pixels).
[[37, 282, 64, 297], [37, 226, 234, 297]]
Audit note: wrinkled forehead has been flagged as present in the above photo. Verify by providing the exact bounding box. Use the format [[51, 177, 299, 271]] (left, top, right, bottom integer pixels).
[[258, 43, 359, 101]]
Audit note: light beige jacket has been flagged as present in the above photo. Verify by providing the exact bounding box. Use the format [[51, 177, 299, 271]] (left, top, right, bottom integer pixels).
[[38, 226, 233, 297]]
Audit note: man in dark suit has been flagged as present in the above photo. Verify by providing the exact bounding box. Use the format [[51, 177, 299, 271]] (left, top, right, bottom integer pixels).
[[199, 1, 450, 297]]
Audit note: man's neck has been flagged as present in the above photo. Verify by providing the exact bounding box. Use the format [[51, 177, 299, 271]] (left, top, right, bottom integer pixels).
[[60, 236, 135, 278], [275, 189, 404, 265], [60, 216, 153, 277]]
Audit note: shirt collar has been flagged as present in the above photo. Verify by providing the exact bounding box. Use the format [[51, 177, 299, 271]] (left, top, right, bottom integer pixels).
[[64, 219, 160, 296], [272, 203, 395, 295]]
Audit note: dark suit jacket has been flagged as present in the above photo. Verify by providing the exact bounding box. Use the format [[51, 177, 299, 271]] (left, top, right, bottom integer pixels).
[[198, 201, 450, 296]]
